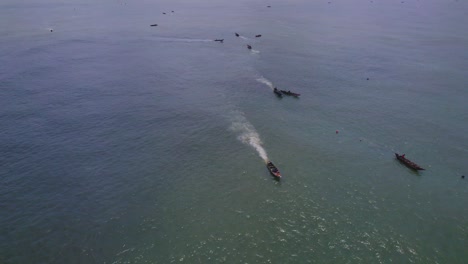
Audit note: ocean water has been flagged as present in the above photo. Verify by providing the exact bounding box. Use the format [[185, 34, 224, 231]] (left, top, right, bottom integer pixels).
[[1, 0, 467, 263]]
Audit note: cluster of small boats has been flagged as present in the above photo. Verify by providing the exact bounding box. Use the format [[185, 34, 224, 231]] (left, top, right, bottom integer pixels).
[[267, 87, 299, 179], [148, 6, 433, 181], [267, 153, 425, 181], [266, 153, 425, 181]]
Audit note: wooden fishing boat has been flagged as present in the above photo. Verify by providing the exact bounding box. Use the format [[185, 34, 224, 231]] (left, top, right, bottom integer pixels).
[[273, 87, 283, 97], [266, 161, 281, 178], [280, 90, 300, 97], [395, 153, 425, 170]]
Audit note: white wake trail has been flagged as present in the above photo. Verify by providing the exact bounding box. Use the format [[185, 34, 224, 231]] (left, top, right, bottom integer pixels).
[[256, 76, 274, 90], [153, 37, 214, 42], [230, 112, 268, 162]]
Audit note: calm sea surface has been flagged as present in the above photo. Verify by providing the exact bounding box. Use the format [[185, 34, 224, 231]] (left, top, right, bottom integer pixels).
[[1, 0, 467, 263]]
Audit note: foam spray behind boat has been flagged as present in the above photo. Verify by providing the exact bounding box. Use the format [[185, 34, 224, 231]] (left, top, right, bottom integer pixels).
[[230, 111, 268, 162], [256, 76, 274, 90]]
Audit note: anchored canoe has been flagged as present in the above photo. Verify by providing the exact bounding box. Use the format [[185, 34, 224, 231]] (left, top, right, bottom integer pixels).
[[395, 153, 425, 171]]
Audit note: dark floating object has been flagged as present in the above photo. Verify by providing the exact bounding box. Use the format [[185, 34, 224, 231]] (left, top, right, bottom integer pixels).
[[163, 12, 166, 14], [267, 6, 271, 8], [462, 175, 465, 179], [255, 34, 262, 38], [273, 87, 283, 97], [266, 161, 281, 179], [50, 29, 53, 32], [280, 90, 300, 97], [171, 11, 174, 13], [214, 39, 224, 42], [395, 153, 425, 171], [247, 44, 252, 50], [366, 78, 370, 80], [235, 32, 240, 37], [150, 24, 158, 27]]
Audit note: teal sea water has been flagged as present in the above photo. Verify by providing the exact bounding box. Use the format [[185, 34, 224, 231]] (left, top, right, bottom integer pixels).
[[1, 0, 467, 263]]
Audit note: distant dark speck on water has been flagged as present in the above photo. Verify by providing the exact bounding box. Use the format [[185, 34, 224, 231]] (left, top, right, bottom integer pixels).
[[462, 175, 465, 179], [367, 78, 370, 80]]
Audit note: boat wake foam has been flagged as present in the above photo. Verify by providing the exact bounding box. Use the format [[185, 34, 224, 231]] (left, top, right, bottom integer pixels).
[[256, 76, 274, 90], [153, 37, 214, 42], [240, 36, 248, 40], [251, 49, 260, 54], [230, 112, 268, 162]]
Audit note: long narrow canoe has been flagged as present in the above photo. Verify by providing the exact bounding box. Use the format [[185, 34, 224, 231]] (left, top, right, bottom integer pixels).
[[280, 90, 300, 97], [395, 153, 425, 170]]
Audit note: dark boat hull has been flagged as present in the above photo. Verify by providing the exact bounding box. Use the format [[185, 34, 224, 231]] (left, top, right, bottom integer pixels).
[[266, 161, 281, 178], [395, 153, 425, 170], [280, 90, 300, 97], [273, 88, 282, 97]]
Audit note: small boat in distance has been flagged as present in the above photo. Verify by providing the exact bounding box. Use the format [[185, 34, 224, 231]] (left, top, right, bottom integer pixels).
[[214, 39, 224, 42], [255, 34, 262, 38], [280, 90, 300, 97], [395, 153, 425, 171], [150, 24, 158, 27], [266, 161, 281, 178], [235, 32, 240, 37], [247, 44, 252, 49], [273, 87, 283, 97]]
